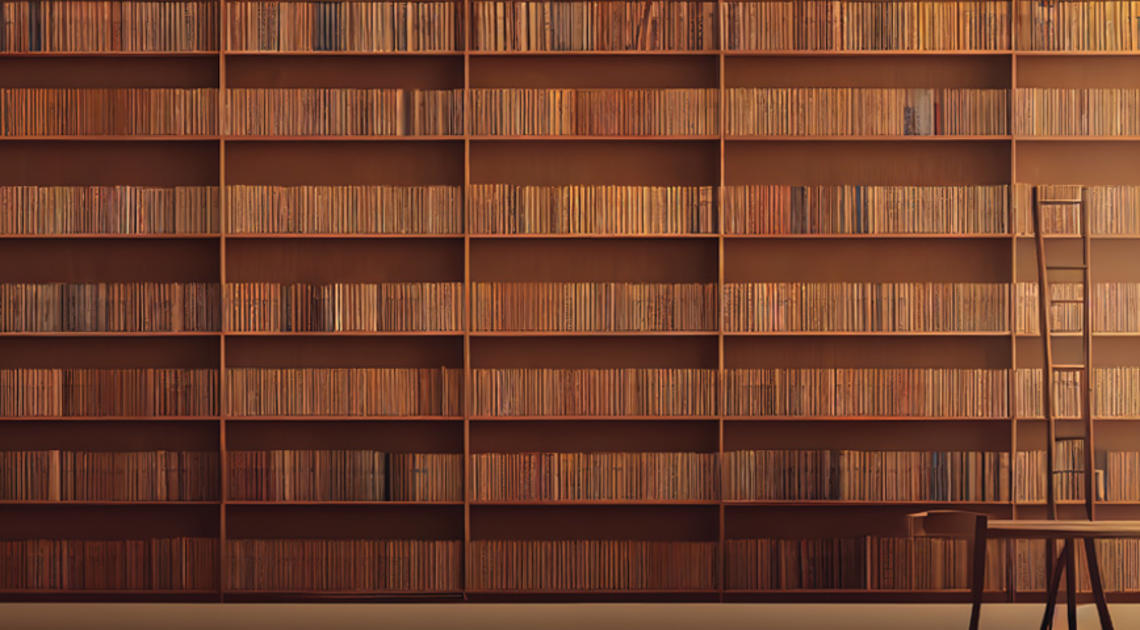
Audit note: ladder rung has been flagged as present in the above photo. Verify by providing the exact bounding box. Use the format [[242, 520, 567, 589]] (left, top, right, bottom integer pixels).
[[1052, 470, 1087, 474], [1050, 299, 1085, 304], [1055, 437, 1086, 441], [1046, 265, 1088, 271], [1038, 200, 1083, 205], [1051, 364, 1087, 370]]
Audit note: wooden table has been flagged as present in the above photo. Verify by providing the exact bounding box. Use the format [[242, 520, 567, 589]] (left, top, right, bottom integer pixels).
[[909, 512, 1140, 630]]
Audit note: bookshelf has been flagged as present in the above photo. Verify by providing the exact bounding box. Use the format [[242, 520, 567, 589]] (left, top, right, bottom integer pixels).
[[3, 0, 1140, 604]]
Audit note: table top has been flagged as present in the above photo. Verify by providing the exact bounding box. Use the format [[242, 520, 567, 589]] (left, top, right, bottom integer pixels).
[[985, 520, 1140, 538]]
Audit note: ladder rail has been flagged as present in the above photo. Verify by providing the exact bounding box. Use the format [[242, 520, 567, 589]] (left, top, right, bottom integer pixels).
[[1081, 188, 1095, 521], [1031, 186, 1059, 522]]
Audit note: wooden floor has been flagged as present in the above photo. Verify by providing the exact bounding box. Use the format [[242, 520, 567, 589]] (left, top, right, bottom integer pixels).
[[0, 603, 1125, 630]]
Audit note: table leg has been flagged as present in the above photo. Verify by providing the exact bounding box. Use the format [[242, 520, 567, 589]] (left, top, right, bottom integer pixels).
[[969, 521, 987, 630], [1066, 538, 1077, 630], [1083, 538, 1114, 630], [1041, 542, 1068, 630]]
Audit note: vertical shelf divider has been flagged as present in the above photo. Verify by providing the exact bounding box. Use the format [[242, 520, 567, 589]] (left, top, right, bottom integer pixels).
[[462, 0, 473, 602], [1008, 0, 1020, 602], [217, 0, 229, 602], [716, 0, 727, 602]]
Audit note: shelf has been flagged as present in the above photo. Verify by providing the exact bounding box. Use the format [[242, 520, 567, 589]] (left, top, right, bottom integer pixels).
[[723, 500, 1010, 507], [726, 135, 1012, 142], [724, 233, 1012, 239], [723, 331, 1011, 337], [0, 501, 219, 506], [470, 416, 720, 421], [0, 233, 221, 240], [469, 135, 719, 141], [224, 233, 463, 240], [0, 51, 220, 58], [724, 49, 1014, 57], [225, 501, 463, 507], [0, 331, 221, 338], [470, 331, 718, 337], [471, 500, 719, 506], [223, 416, 464, 422], [224, 50, 462, 57], [0, 135, 222, 141], [223, 331, 463, 337], [724, 416, 1008, 422], [0, 416, 221, 422], [468, 233, 718, 239]]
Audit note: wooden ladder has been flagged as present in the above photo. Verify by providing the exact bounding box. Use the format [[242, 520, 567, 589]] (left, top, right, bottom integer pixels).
[[1031, 185, 1095, 522], [1031, 185, 1102, 630]]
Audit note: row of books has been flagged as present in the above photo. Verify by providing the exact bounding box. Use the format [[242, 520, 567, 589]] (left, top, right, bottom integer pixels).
[[469, 1, 718, 52], [722, 1, 1010, 52], [1017, 0, 1140, 51], [467, 89, 718, 137], [228, 539, 461, 592], [0, 537, 217, 590], [723, 282, 1009, 333], [724, 449, 1012, 502], [226, 368, 462, 417], [0, 185, 219, 236], [227, 451, 462, 502], [0, 1, 218, 52], [726, 537, 1008, 591], [0, 369, 218, 417], [467, 184, 717, 235], [1016, 88, 1140, 137], [5, 279, 1139, 335], [469, 452, 717, 502], [2, 367, 1137, 418], [0, 283, 220, 333], [0, 89, 217, 136], [469, 282, 717, 332], [225, 282, 465, 333], [4, 182, 1140, 238], [7, 1, 1140, 54], [226, 185, 462, 235], [467, 540, 718, 590], [0, 450, 219, 501], [471, 368, 718, 417], [725, 88, 1009, 137], [227, 1, 458, 52], [1, 446, 1130, 504], [227, 89, 463, 137]]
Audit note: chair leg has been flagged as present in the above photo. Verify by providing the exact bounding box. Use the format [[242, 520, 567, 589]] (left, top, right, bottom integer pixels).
[[1083, 538, 1114, 630], [969, 524, 988, 630], [1066, 539, 1077, 630], [1041, 542, 1068, 630]]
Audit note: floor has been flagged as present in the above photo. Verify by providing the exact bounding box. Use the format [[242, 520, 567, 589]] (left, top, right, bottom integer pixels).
[[0, 603, 1124, 630]]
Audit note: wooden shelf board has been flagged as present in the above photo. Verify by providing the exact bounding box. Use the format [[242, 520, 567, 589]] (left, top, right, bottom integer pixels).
[[470, 500, 719, 506], [468, 135, 719, 141], [223, 415, 464, 422], [724, 233, 1011, 240], [0, 416, 220, 422], [225, 500, 463, 506], [464, 589, 720, 594], [466, 50, 718, 57], [722, 500, 1011, 507], [726, 135, 1012, 142], [0, 51, 219, 57], [224, 233, 463, 240], [222, 590, 464, 597], [0, 331, 220, 338], [0, 234, 221, 240], [0, 500, 219, 506], [1015, 136, 1140, 142], [724, 416, 1008, 422], [223, 331, 463, 337], [723, 331, 1011, 337], [723, 50, 1013, 57], [228, 135, 463, 142], [470, 415, 720, 421], [224, 50, 462, 57], [469, 233, 718, 239], [469, 331, 717, 337], [0, 135, 222, 141]]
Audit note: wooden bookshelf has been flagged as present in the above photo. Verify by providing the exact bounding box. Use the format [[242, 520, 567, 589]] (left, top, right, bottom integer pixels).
[[4, 0, 1140, 604]]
